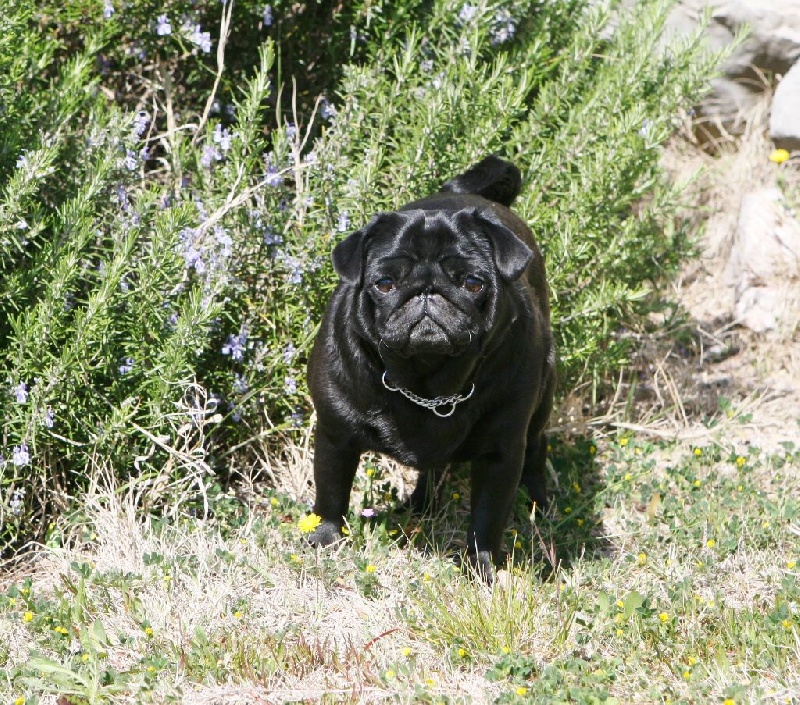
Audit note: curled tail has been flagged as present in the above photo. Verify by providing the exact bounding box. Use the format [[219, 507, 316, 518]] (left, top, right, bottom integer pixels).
[[440, 155, 522, 207]]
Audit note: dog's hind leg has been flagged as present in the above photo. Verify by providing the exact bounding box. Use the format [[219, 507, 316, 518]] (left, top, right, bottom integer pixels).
[[406, 466, 448, 514]]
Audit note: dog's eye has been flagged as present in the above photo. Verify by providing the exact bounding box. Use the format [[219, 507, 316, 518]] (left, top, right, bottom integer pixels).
[[375, 277, 396, 293], [463, 275, 484, 293]]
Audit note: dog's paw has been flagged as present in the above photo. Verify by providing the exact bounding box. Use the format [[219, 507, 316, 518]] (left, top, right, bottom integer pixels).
[[460, 549, 495, 584], [306, 520, 344, 548]]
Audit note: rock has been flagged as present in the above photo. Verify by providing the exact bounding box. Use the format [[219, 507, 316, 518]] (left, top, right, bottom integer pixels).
[[725, 188, 800, 332], [620, 0, 800, 137], [770, 61, 800, 151]]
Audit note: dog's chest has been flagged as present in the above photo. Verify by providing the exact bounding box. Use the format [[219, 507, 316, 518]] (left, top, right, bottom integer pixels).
[[364, 406, 476, 468]]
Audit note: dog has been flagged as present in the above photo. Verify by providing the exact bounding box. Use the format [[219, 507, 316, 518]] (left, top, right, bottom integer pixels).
[[306, 155, 556, 580]]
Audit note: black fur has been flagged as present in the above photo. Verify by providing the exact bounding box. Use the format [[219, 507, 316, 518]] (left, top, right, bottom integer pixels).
[[307, 156, 556, 581]]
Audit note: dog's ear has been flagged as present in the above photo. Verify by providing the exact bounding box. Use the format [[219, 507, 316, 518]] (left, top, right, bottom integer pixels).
[[332, 212, 403, 285], [464, 209, 532, 282]]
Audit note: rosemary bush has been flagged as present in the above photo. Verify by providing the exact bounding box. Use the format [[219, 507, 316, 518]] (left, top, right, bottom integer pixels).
[[0, 0, 721, 552]]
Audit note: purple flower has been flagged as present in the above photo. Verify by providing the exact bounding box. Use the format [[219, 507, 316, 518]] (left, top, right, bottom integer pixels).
[[119, 358, 135, 375], [263, 5, 273, 26], [491, 9, 515, 45], [458, 3, 477, 23], [122, 149, 138, 171], [9, 488, 24, 515], [183, 245, 205, 273], [133, 110, 150, 138], [156, 14, 172, 36], [189, 24, 212, 53], [16, 153, 28, 169], [320, 98, 336, 120], [213, 124, 232, 152], [285, 123, 298, 140], [264, 227, 282, 246], [337, 212, 350, 232], [201, 144, 222, 169], [13, 381, 28, 404], [639, 119, 651, 137], [103, 0, 114, 19], [361, 507, 376, 518], [214, 226, 233, 257], [282, 342, 297, 364], [222, 328, 247, 361], [232, 373, 248, 394], [116, 184, 130, 212], [420, 59, 434, 73], [289, 408, 304, 427], [264, 164, 283, 187], [44, 407, 55, 428], [13, 443, 30, 467], [284, 376, 297, 394]]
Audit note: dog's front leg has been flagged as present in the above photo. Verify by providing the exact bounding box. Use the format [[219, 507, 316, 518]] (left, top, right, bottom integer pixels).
[[467, 446, 525, 582], [308, 422, 361, 547]]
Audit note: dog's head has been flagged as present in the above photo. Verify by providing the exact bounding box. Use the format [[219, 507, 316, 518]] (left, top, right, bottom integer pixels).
[[332, 207, 532, 358]]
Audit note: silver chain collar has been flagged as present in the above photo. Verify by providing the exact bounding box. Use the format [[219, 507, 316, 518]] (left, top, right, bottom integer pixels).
[[381, 371, 475, 418]]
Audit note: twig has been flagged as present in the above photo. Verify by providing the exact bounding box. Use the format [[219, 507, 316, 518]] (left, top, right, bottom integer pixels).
[[192, 0, 234, 145]]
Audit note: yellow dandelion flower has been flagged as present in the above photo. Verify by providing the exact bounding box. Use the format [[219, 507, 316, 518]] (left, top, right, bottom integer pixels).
[[620, 438, 629, 447], [572, 482, 582, 493], [735, 456, 746, 467], [687, 656, 697, 666], [8, 597, 16, 607], [457, 647, 468, 658], [737, 485, 743, 492], [423, 573, 432, 582], [290, 553, 300, 562], [365, 564, 377, 574], [144, 626, 153, 636], [14, 697, 25, 705], [341, 526, 350, 535], [20, 588, 29, 596], [589, 445, 597, 455], [502, 646, 511, 654], [787, 560, 796, 570], [546, 444, 553, 452], [694, 479, 701, 487], [658, 612, 670, 623], [616, 628, 623, 636], [706, 539, 716, 549], [297, 513, 322, 533], [452, 492, 461, 500], [54, 626, 68, 635], [514, 540, 522, 549], [637, 552, 647, 565], [723, 699, 736, 705], [388, 529, 398, 536], [147, 665, 155, 673], [516, 687, 529, 696], [401, 647, 413, 656], [762, 521, 770, 529], [270, 497, 279, 506], [365, 467, 375, 477], [782, 619, 792, 629], [683, 670, 691, 680], [770, 148, 790, 164], [624, 472, 633, 481], [22, 611, 33, 623], [384, 669, 396, 680], [234, 611, 243, 619], [694, 448, 702, 457], [577, 518, 585, 526], [616, 599, 625, 609], [564, 506, 572, 514]]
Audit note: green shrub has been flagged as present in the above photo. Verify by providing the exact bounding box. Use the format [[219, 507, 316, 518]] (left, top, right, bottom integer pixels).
[[0, 0, 722, 552]]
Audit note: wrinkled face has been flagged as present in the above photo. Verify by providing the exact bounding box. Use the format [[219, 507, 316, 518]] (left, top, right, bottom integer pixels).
[[333, 208, 532, 358]]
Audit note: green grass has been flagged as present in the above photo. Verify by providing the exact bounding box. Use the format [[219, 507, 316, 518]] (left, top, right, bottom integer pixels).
[[1, 425, 799, 704]]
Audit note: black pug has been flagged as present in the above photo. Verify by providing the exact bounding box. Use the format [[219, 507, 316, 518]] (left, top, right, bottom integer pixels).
[[307, 155, 556, 580]]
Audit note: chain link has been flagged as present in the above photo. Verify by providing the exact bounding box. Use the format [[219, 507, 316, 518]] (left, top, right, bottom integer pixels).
[[382, 371, 475, 418]]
